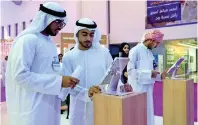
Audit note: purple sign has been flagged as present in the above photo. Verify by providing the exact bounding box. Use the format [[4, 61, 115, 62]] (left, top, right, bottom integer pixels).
[[147, 1, 178, 7], [147, 2, 181, 24], [146, 1, 197, 29]]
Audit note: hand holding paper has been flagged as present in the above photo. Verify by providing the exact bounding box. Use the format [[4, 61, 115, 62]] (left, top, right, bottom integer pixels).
[[65, 65, 83, 89], [88, 86, 101, 97], [69, 65, 83, 90], [62, 76, 79, 88], [58, 66, 83, 101]]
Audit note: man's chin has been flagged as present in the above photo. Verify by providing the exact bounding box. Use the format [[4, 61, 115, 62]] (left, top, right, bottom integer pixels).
[[83, 43, 91, 48], [86, 45, 92, 48]]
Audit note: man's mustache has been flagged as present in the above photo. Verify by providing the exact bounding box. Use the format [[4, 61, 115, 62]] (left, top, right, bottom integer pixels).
[[56, 28, 62, 31], [85, 41, 91, 43]]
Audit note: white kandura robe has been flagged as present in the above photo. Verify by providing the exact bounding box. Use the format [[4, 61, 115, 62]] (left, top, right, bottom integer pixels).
[[5, 33, 63, 125], [127, 43, 161, 125], [61, 47, 113, 125]]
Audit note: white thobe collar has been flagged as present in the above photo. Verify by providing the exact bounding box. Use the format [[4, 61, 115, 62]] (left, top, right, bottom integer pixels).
[[140, 43, 148, 50]]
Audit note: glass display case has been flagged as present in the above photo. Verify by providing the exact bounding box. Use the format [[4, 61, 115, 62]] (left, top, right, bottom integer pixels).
[[109, 38, 197, 82], [152, 38, 198, 82]]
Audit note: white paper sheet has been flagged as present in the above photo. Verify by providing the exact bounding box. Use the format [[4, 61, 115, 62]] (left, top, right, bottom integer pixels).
[[69, 65, 87, 91], [58, 65, 84, 100]]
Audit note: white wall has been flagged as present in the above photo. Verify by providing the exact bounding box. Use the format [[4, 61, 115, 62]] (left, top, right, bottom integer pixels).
[[0, 1, 81, 42], [1, 1, 44, 39], [0, 1, 108, 42], [2, 1, 196, 44], [59, 1, 81, 33], [81, 1, 108, 35], [110, 1, 197, 44]]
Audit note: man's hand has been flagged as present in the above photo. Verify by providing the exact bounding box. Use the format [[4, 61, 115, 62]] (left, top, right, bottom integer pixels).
[[88, 86, 101, 97], [124, 72, 128, 78], [161, 69, 168, 80], [120, 83, 133, 92], [62, 76, 79, 88], [152, 70, 160, 78]]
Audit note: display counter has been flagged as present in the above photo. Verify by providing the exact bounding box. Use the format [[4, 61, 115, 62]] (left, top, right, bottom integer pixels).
[[153, 81, 197, 122]]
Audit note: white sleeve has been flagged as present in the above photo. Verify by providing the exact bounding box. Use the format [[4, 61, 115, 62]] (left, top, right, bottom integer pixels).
[[127, 49, 153, 84], [12, 35, 62, 95], [60, 53, 91, 102], [106, 51, 113, 69]]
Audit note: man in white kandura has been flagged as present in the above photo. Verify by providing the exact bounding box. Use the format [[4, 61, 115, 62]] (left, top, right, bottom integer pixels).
[[5, 2, 79, 125], [61, 18, 113, 125], [127, 29, 167, 125]]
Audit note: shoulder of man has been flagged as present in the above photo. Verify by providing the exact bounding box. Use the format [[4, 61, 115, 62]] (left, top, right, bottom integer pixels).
[[128, 44, 142, 62], [19, 34, 38, 41], [16, 34, 39, 45], [129, 44, 139, 53], [62, 50, 74, 61], [99, 46, 110, 54]]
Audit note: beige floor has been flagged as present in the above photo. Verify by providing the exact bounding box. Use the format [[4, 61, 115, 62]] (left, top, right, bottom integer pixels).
[[1, 102, 197, 125]]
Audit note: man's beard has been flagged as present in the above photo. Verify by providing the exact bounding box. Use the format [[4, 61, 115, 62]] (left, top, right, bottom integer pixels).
[[44, 25, 54, 36], [44, 25, 61, 36], [79, 41, 92, 49], [148, 46, 152, 50], [147, 43, 153, 50]]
